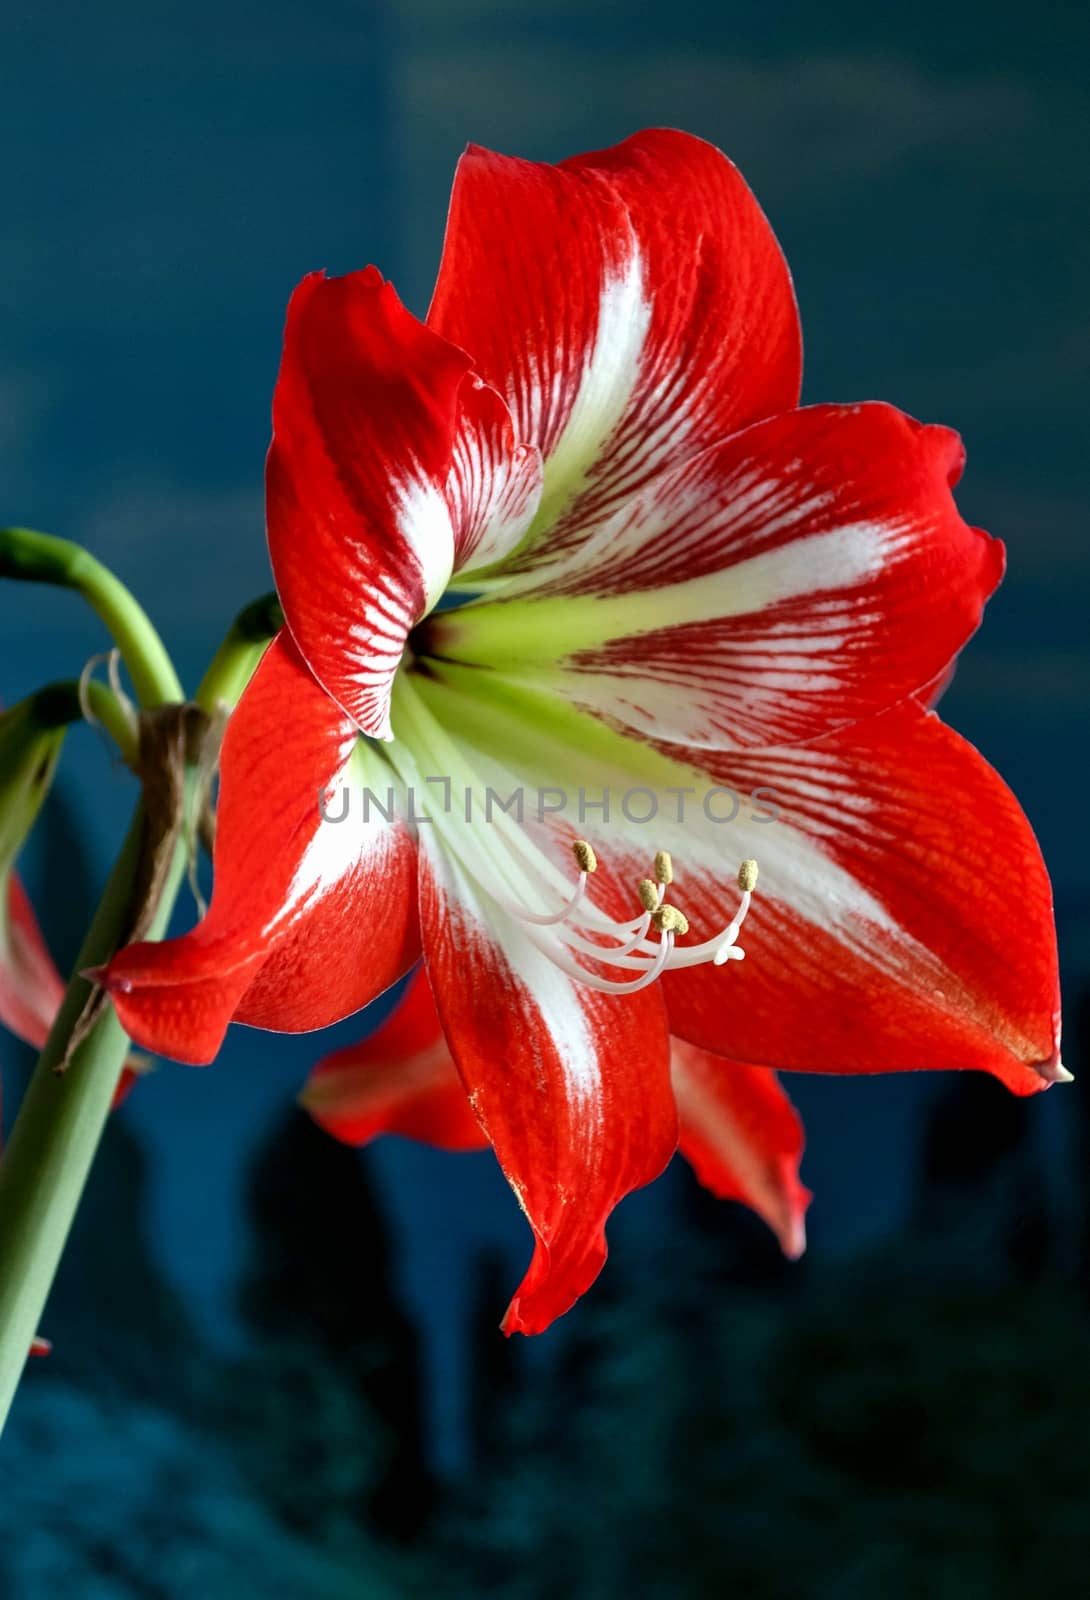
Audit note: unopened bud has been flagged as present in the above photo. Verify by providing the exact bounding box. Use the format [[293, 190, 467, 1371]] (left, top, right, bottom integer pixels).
[[0, 693, 69, 885]]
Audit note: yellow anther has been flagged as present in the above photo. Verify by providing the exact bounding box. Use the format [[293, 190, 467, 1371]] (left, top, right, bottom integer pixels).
[[654, 849, 673, 885], [737, 858, 759, 892], [637, 878, 660, 912], [651, 903, 689, 936], [572, 840, 597, 874]]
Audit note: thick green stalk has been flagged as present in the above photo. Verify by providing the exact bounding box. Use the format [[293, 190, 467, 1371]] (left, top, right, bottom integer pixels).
[[20, 678, 139, 768], [0, 527, 183, 708], [194, 591, 282, 712], [0, 800, 188, 1431], [0, 582, 281, 1430]]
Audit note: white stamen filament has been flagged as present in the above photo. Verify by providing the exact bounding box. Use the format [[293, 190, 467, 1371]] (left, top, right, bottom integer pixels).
[[525, 926, 676, 995], [508, 869, 590, 926], [504, 844, 755, 989]]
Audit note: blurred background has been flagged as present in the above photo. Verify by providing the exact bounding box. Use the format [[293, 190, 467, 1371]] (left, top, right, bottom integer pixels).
[[2, 1, 1088, 1593]]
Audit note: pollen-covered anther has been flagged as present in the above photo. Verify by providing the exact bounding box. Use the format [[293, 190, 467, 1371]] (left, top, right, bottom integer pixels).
[[572, 839, 597, 874], [651, 903, 689, 936], [637, 878, 660, 913], [654, 849, 673, 886], [737, 858, 759, 892]]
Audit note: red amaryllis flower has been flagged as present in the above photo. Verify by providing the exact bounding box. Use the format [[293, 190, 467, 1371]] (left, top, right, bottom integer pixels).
[[301, 966, 811, 1277], [102, 130, 1062, 1332]]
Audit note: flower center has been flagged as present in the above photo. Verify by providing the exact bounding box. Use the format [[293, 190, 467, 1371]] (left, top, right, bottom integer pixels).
[[385, 671, 757, 998]]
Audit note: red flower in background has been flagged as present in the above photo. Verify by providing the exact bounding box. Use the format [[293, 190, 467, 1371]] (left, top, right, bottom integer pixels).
[[0, 874, 65, 1055], [101, 130, 1061, 1332], [1, 879, 87, 1357], [0, 873, 141, 1121]]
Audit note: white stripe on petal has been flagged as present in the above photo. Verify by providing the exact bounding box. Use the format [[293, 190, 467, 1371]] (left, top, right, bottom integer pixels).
[[527, 249, 654, 538], [270, 739, 403, 934], [422, 832, 600, 1111]]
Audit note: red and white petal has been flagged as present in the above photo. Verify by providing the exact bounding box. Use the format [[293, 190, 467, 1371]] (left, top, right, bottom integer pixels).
[[101, 632, 419, 1064], [428, 129, 800, 573], [0, 874, 65, 1051], [660, 702, 1061, 1095], [417, 830, 675, 1335], [671, 1041, 810, 1257], [301, 966, 487, 1151], [267, 269, 474, 741], [429, 404, 1003, 749], [447, 377, 543, 579]]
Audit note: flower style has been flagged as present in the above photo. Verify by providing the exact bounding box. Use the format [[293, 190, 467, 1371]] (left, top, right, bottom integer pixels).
[[101, 130, 1062, 1332]]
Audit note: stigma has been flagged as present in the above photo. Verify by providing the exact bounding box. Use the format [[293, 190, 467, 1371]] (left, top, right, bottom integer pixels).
[[503, 840, 758, 996]]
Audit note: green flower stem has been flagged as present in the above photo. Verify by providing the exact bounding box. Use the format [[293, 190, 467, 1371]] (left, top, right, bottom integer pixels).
[[22, 679, 140, 768], [0, 527, 183, 708], [194, 591, 283, 713], [79, 681, 141, 767], [0, 575, 282, 1430], [0, 796, 190, 1433]]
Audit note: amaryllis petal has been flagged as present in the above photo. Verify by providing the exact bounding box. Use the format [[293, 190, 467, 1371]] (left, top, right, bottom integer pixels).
[[447, 376, 544, 579], [0, 873, 65, 1051], [301, 964, 811, 1260], [429, 404, 1003, 749], [428, 129, 800, 574], [101, 632, 419, 1063], [672, 1041, 810, 1257], [267, 270, 472, 741], [417, 830, 676, 1335], [300, 966, 487, 1151], [660, 701, 1061, 1095]]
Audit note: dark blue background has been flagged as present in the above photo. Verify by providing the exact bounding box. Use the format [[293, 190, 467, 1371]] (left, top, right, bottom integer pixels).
[[2, 1, 1088, 1588]]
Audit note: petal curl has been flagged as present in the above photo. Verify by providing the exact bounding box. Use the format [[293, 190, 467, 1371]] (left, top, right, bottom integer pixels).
[[429, 129, 800, 575], [268, 270, 466, 740], [267, 269, 540, 735], [102, 632, 419, 1064], [417, 829, 675, 1335], [428, 404, 1003, 749], [672, 1041, 810, 1257], [301, 967, 487, 1151]]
